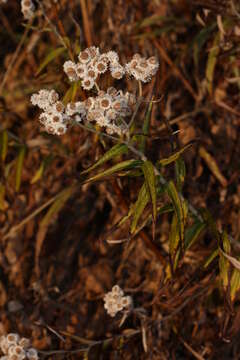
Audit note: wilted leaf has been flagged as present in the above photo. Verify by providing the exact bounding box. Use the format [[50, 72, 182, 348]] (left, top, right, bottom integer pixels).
[[81, 143, 128, 175], [219, 249, 240, 271]]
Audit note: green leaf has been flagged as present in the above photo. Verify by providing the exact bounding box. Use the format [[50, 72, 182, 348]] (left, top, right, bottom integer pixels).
[[169, 214, 180, 255], [175, 156, 186, 191], [204, 248, 218, 268], [201, 209, 221, 244], [185, 221, 205, 250], [35, 47, 66, 76], [15, 146, 26, 192], [191, 23, 217, 67], [139, 99, 153, 153], [230, 266, 240, 301], [86, 159, 142, 183], [131, 182, 150, 234], [142, 161, 157, 222], [218, 232, 231, 291], [40, 186, 75, 227], [158, 143, 192, 167], [31, 155, 53, 184], [166, 181, 184, 240], [0, 130, 8, 162], [81, 143, 128, 175], [133, 204, 173, 236]]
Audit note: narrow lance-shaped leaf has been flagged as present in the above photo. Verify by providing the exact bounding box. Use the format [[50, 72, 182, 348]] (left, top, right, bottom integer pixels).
[[81, 143, 128, 175], [185, 221, 205, 250], [133, 204, 173, 236], [35, 47, 66, 76], [142, 161, 157, 223], [131, 182, 150, 234], [219, 232, 231, 291], [169, 214, 180, 256], [204, 248, 218, 268], [206, 33, 220, 95], [166, 180, 184, 240], [219, 248, 240, 271], [31, 155, 53, 184], [15, 146, 26, 192], [40, 186, 75, 227], [139, 98, 153, 153], [230, 267, 240, 301], [86, 159, 142, 183], [158, 143, 192, 167], [175, 156, 186, 191]]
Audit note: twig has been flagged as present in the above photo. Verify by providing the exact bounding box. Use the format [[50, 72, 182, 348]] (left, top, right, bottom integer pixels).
[[0, 20, 32, 95], [80, 0, 93, 47], [153, 40, 199, 102], [35, 0, 68, 50], [230, 0, 240, 19]]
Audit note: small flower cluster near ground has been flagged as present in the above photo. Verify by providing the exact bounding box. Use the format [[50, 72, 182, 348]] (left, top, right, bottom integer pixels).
[[0, 334, 38, 360]]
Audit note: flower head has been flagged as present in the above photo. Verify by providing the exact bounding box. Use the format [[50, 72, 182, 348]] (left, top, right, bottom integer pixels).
[[103, 285, 133, 317]]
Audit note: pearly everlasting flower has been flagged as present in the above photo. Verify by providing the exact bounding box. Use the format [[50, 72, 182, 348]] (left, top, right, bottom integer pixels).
[[66, 101, 86, 118], [30, 89, 59, 112], [104, 285, 133, 317], [0, 333, 38, 360], [106, 51, 119, 64], [81, 77, 95, 91], [125, 54, 159, 83], [63, 60, 78, 82], [31, 89, 69, 135], [110, 63, 125, 79], [21, 0, 35, 20]]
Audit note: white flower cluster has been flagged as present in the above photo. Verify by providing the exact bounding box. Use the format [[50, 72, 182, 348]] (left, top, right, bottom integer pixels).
[[21, 0, 35, 20], [63, 47, 159, 89], [31, 87, 136, 136], [63, 47, 126, 90], [31, 89, 69, 136], [103, 285, 133, 317], [125, 54, 159, 83], [0, 333, 38, 360], [83, 87, 136, 135]]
